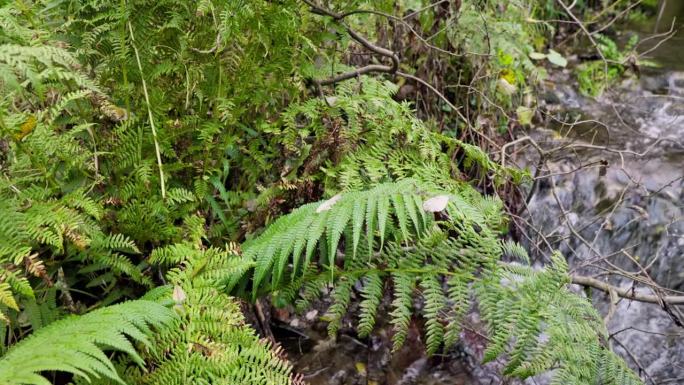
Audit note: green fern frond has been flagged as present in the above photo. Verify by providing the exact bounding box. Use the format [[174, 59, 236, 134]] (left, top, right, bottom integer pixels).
[[0, 282, 18, 322], [0, 300, 174, 385], [420, 275, 447, 355], [501, 239, 530, 263], [119, 244, 295, 385], [243, 179, 435, 297], [389, 272, 415, 352], [477, 252, 642, 384], [357, 272, 383, 337], [241, 182, 642, 384], [93, 233, 140, 254], [324, 275, 356, 336]]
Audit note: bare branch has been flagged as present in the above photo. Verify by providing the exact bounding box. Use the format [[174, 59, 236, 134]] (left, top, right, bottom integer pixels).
[[571, 275, 684, 305], [302, 0, 399, 85], [316, 64, 396, 85]]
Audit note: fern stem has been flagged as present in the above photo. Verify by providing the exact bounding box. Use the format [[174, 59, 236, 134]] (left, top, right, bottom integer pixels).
[[119, 0, 131, 115], [127, 21, 166, 199], [325, 266, 457, 279]]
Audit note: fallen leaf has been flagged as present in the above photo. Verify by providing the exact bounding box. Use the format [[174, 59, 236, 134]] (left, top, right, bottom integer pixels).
[[173, 285, 187, 304], [516, 106, 535, 126], [355, 362, 367, 376], [305, 309, 318, 321], [316, 194, 342, 213], [497, 78, 517, 96], [423, 195, 449, 212]]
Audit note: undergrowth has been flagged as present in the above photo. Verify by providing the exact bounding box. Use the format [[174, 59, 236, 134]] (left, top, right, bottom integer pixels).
[[0, 1, 647, 384]]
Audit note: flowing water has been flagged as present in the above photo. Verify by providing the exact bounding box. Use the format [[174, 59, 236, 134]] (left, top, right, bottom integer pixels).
[[523, 5, 684, 383]]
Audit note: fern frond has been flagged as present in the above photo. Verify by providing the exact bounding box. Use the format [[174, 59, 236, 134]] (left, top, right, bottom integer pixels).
[[0, 300, 174, 385], [477, 252, 641, 384], [121, 244, 295, 385], [420, 275, 447, 355], [357, 272, 383, 337], [389, 272, 415, 352], [0, 282, 18, 322], [242, 182, 642, 384], [324, 274, 356, 336], [243, 179, 434, 297]]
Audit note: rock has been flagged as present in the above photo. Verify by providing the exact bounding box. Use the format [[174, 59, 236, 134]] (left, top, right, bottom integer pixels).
[[540, 90, 561, 105], [640, 75, 670, 94]]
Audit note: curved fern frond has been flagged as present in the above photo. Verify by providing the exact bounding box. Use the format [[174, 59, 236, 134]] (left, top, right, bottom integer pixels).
[[121, 244, 296, 385], [239, 182, 643, 385], [0, 300, 174, 385], [243, 179, 459, 297], [420, 275, 447, 355], [389, 272, 416, 352], [477, 253, 643, 385], [357, 272, 383, 338]]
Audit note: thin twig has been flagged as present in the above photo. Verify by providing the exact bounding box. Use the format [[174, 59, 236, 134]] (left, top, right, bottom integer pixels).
[[611, 336, 656, 385], [303, 0, 399, 86], [397, 71, 501, 150], [128, 21, 166, 199], [556, 0, 609, 90]]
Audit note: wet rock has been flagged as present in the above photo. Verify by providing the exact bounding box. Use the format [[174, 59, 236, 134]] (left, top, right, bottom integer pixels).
[[397, 358, 427, 385], [603, 299, 684, 383], [523, 62, 684, 383], [673, 78, 684, 89], [329, 370, 348, 385], [664, 101, 684, 116], [540, 90, 561, 105], [640, 75, 670, 94]]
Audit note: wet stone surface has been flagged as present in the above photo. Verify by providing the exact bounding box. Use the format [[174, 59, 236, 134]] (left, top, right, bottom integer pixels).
[[524, 45, 684, 382]]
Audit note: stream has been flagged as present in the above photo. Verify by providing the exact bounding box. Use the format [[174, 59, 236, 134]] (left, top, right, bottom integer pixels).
[[523, 5, 684, 383], [277, 6, 684, 385]]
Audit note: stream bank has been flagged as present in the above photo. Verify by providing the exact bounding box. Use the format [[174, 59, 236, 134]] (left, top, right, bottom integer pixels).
[[521, 5, 684, 382], [275, 6, 684, 384]]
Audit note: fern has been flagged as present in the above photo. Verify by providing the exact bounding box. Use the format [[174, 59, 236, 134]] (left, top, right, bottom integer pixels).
[[357, 272, 383, 337], [0, 282, 18, 323], [113, 244, 296, 385], [237, 182, 643, 384], [420, 275, 447, 355], [0, 1, 648, 384], [0, 300, 174, 385], [0, 181, 153, 314], [242, 179, 442, 297], [388, 272, 415, 351], [480, 253, 642, 384], [277, 77, 527, 196], [324, 275, 356, 336]]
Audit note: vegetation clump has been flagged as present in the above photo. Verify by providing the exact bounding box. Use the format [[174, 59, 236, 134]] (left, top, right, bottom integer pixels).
[[0, 1, 652, 384]]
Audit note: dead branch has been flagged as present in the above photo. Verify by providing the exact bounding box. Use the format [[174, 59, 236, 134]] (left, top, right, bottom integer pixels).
[[302, 0, 399, 86], [317, 64, 397, 85], [571, 275, 684, 305]]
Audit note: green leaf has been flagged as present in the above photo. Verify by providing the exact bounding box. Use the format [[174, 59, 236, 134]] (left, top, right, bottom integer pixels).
[[351, 195, 367, 259], [0, 300, 174, 385], [546, 49, 567, 67], [516, 106, 534, 126]]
